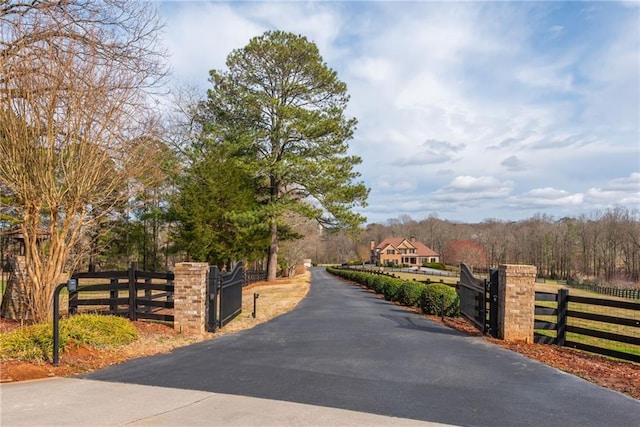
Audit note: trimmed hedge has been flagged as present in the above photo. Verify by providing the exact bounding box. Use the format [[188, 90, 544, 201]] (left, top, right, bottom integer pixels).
[[423, 262, 446, 270], [326, 267, 459, 316], [420, 284, 460, 316], [398, 281, 423, 307]]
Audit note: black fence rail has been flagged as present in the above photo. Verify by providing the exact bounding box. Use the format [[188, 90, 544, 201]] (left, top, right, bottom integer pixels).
[[68, 262, 174, 323], [534, 289, 640, 363], [536, 279, 640, 300], [568, 282, 640, 300], [244, 270, 267, 286]]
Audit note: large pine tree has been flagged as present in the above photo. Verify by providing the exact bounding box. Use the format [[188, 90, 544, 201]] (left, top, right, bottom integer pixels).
[[202, 31, 369, 280]]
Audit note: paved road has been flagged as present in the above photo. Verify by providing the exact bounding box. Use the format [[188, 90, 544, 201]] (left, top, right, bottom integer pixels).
[[79, 268, 640, 426]]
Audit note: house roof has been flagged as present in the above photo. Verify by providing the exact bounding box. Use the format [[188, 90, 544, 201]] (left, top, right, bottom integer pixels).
[[375, 237, 438, 257]]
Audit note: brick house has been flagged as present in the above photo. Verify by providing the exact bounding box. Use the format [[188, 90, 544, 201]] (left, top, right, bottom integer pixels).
[[370, 237, 439, 267]]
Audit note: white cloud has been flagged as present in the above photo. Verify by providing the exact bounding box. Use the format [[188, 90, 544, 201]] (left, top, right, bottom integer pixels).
[[516, 64, 574, 92], [160, 1, 640, 224], [508, 188, 584, 209], [501, 156, 527, 172], [431, 176, 513, 203], [585, 173, 640, 206], [393, 139, 464, 166], [548, 25, 564, 38], [161, 3, 263, 85], [241, 3, 343, 62], [348, 57, 396, 85]]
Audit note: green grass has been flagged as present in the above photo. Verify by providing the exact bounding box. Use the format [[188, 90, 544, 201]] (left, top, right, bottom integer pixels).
[[358, 267, 459, 286], [0, 314, 138, 362], [536, 281, 633, 299], [389, 272, 459, 286]]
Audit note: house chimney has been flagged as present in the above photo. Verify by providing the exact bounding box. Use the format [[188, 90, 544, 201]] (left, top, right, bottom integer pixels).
[[410, 236, 416, 242], [370, 240, 376, 250]]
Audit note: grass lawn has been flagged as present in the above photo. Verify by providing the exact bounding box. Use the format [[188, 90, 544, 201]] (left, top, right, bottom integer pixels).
[[386, 271, 459, 286], [351, 266, 459, 286]]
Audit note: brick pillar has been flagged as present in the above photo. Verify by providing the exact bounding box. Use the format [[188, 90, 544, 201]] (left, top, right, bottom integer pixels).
[[173, 262, 209, 335], [0, 256, 29, 320], [498, 264, 537, 343]]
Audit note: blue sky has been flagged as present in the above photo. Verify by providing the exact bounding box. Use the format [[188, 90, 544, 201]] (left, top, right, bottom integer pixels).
[[158, 1, 640, 224]]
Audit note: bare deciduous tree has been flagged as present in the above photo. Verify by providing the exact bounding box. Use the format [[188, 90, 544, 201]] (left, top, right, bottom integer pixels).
[[0, 0, 167, 322]]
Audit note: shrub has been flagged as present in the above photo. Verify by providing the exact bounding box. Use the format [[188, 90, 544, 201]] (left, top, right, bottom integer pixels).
[[0, 314, 138, 362], [383, 279, 403, 301], [423, 262, 446, 270], [326, 267, 459, 317], [398, 281, 425, 307], [371, 276, 389, 294], [420, 284, 460, 316]]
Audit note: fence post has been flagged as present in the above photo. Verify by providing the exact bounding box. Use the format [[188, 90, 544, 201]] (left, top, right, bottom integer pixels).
[[144, 277, 152, 314], [128, 261, 137, 321], [481, 279, 487, 334], [52, 283, 66, 366], [557, 288, 569, 347], [208, 266, 220, 332], [109, 278, 118, 313], [252, 292, 259, 318]]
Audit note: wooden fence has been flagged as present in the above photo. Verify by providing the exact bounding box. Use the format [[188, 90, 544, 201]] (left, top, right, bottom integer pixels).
[[68, 262, 174, 323], [534, 289, 640, 363], [537, 279, 640, 300]]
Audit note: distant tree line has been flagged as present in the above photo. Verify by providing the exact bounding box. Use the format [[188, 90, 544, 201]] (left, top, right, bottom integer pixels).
[[350, 208, 639, 285]]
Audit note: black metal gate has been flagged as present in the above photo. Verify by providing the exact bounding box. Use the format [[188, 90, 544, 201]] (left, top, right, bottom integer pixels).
[[486, 268, 499, 337], [457, 263, 499, 338], [207, 262, 244, 332]]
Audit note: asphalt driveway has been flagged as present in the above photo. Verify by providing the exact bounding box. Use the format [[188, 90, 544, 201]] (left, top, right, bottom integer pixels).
[[82, 267, 640, 426]]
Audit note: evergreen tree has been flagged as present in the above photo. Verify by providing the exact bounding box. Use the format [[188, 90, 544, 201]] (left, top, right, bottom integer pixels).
[[169, 145, 269, 268], [203, 31, 369, 280]]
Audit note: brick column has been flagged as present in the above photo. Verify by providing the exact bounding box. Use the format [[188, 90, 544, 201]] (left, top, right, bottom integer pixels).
[[173, 262, 209, 335], [498, 264, 537, 343]]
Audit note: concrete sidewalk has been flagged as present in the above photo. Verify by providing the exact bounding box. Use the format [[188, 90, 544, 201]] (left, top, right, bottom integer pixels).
[[0, 378, 452, 426]]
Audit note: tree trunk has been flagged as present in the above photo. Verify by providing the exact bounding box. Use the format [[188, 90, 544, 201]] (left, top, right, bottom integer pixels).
[[267, 216, 278, 282]]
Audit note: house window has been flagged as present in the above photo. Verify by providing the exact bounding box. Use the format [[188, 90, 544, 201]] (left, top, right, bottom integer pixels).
[[387, 249, 395, 255], [430, 257, 437, 263]]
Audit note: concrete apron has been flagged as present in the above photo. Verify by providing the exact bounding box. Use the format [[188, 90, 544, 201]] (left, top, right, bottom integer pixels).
[[0, 377, 454, 426]]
